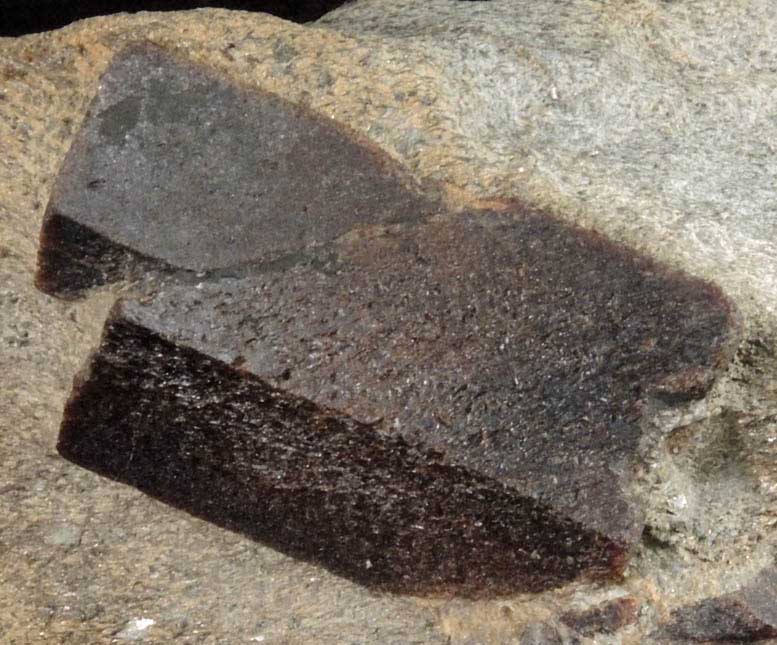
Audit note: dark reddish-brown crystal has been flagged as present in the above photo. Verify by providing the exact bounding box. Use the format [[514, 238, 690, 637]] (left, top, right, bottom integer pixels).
[[57, 211, 736, 596]]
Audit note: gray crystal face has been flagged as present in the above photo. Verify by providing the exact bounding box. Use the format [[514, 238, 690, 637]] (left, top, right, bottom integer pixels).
[[36, 42, 438, 297]]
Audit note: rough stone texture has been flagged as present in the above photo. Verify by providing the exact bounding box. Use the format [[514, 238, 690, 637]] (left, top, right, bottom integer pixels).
[[1, 1, 776, 642], [42, 523, 83, 547], [657, 568, 777, 642], [519, 621, 581, 645], [57, 207, 733, 595], [37, 42, 438, 299]]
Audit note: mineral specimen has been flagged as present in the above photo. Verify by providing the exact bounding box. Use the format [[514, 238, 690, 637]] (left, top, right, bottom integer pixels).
[[44, 43, 737, 597]]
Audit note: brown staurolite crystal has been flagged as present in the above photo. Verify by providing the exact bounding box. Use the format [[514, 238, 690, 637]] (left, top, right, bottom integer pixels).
[[57, 211, 735, 596], [44, 43, 737, 597]]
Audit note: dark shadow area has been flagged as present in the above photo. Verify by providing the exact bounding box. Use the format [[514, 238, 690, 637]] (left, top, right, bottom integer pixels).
[[0, 0, 353, 36]]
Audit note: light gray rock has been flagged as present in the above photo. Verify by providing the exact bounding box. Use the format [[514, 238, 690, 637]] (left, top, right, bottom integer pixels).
[[43, 523, 82, 547]]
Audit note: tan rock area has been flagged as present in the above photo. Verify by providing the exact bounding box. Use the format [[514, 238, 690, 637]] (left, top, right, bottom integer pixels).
[[1, 2, 775, 642]]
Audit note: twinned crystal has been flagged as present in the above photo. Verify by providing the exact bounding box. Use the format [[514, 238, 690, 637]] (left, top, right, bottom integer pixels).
[[42, 44, 737, 597]]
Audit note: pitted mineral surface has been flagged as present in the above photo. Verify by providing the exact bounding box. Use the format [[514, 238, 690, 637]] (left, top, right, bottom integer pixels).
[[36, 43, 439, 299], [58, 210, 735, 596]]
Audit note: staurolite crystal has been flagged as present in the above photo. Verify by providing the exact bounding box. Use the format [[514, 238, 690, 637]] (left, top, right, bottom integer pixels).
[[44, 43, 738, 597], [56, 210, 735, 596], [36, 42, 438, 299]]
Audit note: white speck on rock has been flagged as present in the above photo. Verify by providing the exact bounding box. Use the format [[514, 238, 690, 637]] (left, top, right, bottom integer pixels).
[[116, 618, 155, 641], [671, 494, 688, 510]]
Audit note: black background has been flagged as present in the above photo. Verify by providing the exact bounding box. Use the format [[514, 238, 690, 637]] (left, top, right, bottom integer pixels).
[[0, 0, 354, 36]]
